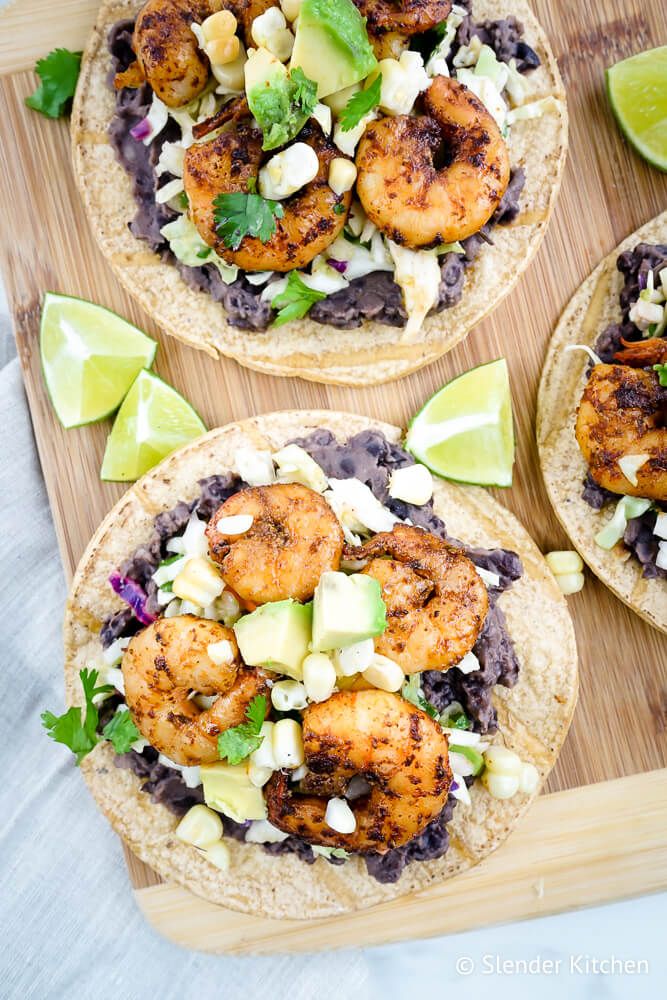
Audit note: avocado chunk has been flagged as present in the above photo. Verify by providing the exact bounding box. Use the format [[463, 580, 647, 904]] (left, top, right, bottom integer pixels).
[[245, 47, 317, 150], [311, 572, 386, 651], [234, 599, 312, 680], [290, 0, 377, 99], [200, 762, 267, 822]]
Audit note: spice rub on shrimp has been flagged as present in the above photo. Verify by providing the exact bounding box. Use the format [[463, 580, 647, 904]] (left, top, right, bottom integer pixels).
[[265, 690, 453, 852], [206, 483, 344, 604], [353, 0, 453, 59], [114, 0, 224, 108], [355, 75, 510, 248], [347, 524, 488, 673], [575, 363, 667, 501], [122, 615, 270, 765], [183, 119, 352, 271]]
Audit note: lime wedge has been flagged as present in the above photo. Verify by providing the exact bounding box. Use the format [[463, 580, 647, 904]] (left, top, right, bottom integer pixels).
[[405, 359, 515, 487], [40, 292, 157, 428], [101, 370, 206, 482], [606, 46, 667, 172]]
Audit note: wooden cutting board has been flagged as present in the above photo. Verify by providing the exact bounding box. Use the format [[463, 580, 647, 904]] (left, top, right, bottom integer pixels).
[[1, 0, 666, 954]]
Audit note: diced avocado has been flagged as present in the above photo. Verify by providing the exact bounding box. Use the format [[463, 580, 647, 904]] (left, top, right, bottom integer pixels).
[[311, 572, 386, 652], [200, 762, 267, 823], [234, 599, 312, 680], [245, 47, 316, 150], [290, 0, 377, 99]]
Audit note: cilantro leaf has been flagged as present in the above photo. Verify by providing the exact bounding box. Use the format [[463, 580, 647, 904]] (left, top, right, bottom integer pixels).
[[26, 48, 82, 119], [249, 66, 318, 150], [217, 694, 267, 765], [340, 75, 382, 133], [41, 668, 112, 764], [271, 271, 327, 327], [653, 363, 667, 387], [333, 201, 346, 215], [213, 190, 284, 250], [103, 709, 141, 754]]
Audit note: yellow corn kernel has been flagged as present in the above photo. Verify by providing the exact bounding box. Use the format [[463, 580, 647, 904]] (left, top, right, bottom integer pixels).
[[555, 572, 585, 596], [172, 556, 224, 607], [545, 550, 583, 576], [202, 9, 237, 42], [208, 35, 241, 66]]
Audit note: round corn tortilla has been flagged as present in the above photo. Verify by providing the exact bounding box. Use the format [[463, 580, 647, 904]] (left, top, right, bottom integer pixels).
[[537, 211, 667, 634], [71, 0, 568, 387], [65, 410, 578, 919]]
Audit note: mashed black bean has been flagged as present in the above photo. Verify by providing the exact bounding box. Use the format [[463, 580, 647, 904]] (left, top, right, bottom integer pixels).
[[580, 244, 667, 580], [107, 14, 533, 332], [106, 430, 523, 882]]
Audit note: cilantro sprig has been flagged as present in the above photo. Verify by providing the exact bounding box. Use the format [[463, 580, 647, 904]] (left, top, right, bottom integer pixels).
[[217, 694, 267, 765], [26, 48, 82, 119], [340, 75, 382, 133], [42, 668, 112, 764], [102, 709, 141, 754], [653, 363, 667, 387], [271, 271, 326, 327], [213, 181, 284, 251]]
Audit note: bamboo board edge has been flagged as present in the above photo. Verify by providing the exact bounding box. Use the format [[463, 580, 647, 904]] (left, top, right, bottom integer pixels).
[[132, 769, 667, 954]]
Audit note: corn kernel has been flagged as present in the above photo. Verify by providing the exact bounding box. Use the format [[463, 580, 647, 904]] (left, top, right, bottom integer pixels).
[[482, 770, 520, 800], [198, 839, 231, 870], [555, 572, 585, 596], [208, 35, 241, 66], [272, 718, 304, 769], [519, 761, 539, 795], [545, 550, 583, 576], [271, 679, 308, 712], [175, 804, 223, 847], [279, 0, 302, 21], [248, 760, 273, 787], [250, 722, 277, 770], [324, 797, 356, 833], [328, 157, 357, 196], [202, 9, 237, 42], [302, 652, 337, 702], [362, 655, 404, 692], [483, 745, 522, 778], [333, 638, 375, 677], [172, 556, 225, 607]]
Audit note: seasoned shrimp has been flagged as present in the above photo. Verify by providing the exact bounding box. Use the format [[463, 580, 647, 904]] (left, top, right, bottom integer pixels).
[[114, 0, 224, 108], [206, 483, 344, 604], [353, 0, 453, 58], [265, 689, 452, 852], [347, 524, 488, 673], [575, 363, 667, 501], [122, 615, 270, 765], [614, 337, 667, 367], [355, 75, 510, 248], [184, 118, 351, 270]]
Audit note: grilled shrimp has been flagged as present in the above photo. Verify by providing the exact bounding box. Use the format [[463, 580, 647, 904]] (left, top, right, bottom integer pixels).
[[575, 363, 667, 501], [353, 0, 453, 58], [265, 689, 452, 852], [614, 337, 667, 367], [114, 0, 224, 108], [206, 483, 344, 604], [347, 524, 488, 673], [184, 118, 351, 270], [356, 75, 510, 248], [122, 615, 270, 765]]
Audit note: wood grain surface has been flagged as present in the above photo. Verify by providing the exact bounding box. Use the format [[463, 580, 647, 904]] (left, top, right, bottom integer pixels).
[[0, 0, 666, 945]]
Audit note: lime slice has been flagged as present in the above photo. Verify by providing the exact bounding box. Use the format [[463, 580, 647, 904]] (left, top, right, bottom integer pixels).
[[101, 370, 206, 482], [405, 359, 515, 487], [40, 292, 157, 428], [606, 46, 667, 172]]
